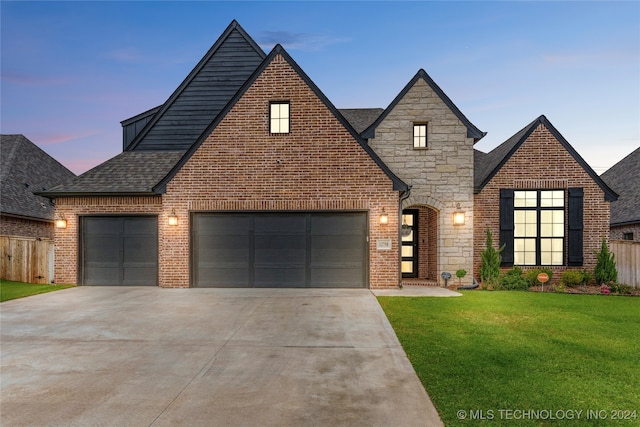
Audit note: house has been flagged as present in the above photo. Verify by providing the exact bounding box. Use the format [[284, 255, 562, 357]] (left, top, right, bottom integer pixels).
[[473, 116, 617, 278], [40, 21, 616, 288], [601, 147, 640, 241], [1, 134, 75, 239]]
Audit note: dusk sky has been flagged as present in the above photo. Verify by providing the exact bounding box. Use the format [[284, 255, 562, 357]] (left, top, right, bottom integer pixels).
[[1, 1, 638, 175]]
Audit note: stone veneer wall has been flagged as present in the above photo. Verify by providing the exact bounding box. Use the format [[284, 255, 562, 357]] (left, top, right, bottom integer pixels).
[[473, 124, 611, 280], [367, 78, 475, 285]]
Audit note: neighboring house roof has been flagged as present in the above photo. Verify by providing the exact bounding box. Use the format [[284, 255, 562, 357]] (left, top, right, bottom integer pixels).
[[154, 44, 409, 193], [126, 20, 266, 151], [40, 151, 185, 197], [361, 69, 486, 141], [338, 108, 384, 134], [473, 115, 618, 202], [0, 134, 75, 221], [601, 147, 640, 226]]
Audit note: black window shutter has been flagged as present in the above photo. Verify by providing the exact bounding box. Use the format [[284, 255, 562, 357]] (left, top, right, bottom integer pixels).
[[567, 188, 584, 266], [499, 189, 514, 267]]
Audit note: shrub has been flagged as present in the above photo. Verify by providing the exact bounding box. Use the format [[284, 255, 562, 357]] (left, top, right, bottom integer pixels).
[[609, 283, 633, 295], [580, 269, 593, 286], [525, 268, 553, 287], [560, 270, 584, 288], [455, 269, 467, 285], [595, 238, 617, 285], [479, 229, 504, 285], [499, 266, 529, 291]]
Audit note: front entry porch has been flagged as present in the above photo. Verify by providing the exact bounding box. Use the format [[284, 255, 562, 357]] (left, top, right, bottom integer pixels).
[[401, 206, 438, 283]]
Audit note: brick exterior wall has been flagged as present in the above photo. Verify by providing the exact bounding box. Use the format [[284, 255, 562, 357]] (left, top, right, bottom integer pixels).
[[473, 124, 611, 281], [53, 196, 163, 284], [52, 54, 401, 288], [1, 215, 54, 239], [367, 78, 475, 285], [416, 206, 438, 280], [611, 224, 640, 242], [161, 54, 400, 288]]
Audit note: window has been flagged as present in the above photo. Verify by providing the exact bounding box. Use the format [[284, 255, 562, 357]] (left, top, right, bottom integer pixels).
[[413, 123, 427, 148], [623, 232, 634, 241], [270, 102, 289, 134], [513, 190, 564, 266]]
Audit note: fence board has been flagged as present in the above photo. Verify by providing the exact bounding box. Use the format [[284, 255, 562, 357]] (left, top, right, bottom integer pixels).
[[0, 236, 53, 284], [611, 240, 640, 288]]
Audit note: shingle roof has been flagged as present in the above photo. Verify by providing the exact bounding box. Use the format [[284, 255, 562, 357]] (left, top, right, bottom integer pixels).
[[126, 20, 266, 151], [338, 109, 383, 134], [473, 115, 618, 202], [362, 69, 485, 142], [601, 147, 640, 226], [153, 44, 409, 193], [40, 151, 184, 196], [1, 134, 76, 220]]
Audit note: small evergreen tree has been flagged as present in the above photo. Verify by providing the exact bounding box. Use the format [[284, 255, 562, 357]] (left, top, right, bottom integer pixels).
[[479, 228, 505, 284], [595, 238, 617, 284]]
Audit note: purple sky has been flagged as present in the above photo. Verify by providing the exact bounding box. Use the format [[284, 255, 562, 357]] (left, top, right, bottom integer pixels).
[[2, 1, 638, 175]]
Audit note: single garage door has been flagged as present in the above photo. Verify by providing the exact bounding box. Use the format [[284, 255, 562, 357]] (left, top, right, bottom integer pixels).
[[192, 212, 368, 288], [81, 216, 158, 286]]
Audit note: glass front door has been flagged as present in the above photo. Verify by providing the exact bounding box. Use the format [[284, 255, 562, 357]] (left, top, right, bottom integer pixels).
[[401, 210, 418, 278]]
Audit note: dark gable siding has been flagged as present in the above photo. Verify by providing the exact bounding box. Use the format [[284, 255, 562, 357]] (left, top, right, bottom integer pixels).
[[135, 29, 264, 151]]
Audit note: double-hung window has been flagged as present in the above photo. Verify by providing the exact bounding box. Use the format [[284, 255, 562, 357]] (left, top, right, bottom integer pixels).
[[270, 102, 290, 134], [413, 123, 427, 148], [513, 190, 565, 266]]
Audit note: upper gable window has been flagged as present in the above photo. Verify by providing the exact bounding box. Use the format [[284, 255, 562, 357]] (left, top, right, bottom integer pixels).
[[270, 102, 290, 134], [413, 123, 427, 148]]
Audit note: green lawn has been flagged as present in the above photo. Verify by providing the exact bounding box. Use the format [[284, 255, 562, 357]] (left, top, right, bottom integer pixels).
[[379, 292, 640, 426], [0, 280, 74, 302]]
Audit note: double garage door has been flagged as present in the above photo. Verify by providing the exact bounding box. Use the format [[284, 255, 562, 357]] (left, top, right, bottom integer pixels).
[[81, 213, 367, 288], [192, 212, 368, 288]]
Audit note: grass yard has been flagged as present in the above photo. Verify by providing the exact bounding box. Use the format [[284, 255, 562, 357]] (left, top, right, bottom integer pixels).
[[379, 292, 640, 426], [0, 279, 74, 302]]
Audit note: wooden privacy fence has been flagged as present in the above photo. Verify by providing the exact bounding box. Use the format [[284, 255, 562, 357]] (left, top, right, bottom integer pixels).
[[611, 240, 640, 288], [0, 236, 54, 284]]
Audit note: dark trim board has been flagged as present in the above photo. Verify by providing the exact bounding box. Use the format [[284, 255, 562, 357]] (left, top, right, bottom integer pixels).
[[190, 211, 369, 288]]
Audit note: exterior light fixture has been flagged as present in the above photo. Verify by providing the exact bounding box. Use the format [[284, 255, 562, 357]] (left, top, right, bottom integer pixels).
[[55, 215, 67, 229], [168, 210, 178, 226], [379, 209, 389, 225], [453, 203, 465, 226]]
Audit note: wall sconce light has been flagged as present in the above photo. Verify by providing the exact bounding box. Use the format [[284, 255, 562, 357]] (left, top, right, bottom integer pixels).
[[168, 210, 178, 226], [379, 209, 389, 225], [55, 215, 67, 229], [453, 203, 465, 226]]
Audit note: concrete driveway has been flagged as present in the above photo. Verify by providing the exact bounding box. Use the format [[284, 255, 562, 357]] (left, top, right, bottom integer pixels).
[[1, 287, 443, 426]]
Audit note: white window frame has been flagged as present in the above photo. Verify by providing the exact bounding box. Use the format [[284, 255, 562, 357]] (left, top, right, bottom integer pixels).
[[270, 101, 290, 134], [413, 123, 427, 149]]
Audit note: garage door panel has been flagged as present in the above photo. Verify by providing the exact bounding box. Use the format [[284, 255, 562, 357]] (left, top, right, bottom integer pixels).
[[192, 213, 367, 288], [311, 214, 366, 236], [82, 216, 158, 286], [254, 267, 306, 288], [198, 215, 251, 235], [311, 267, 364, 288]]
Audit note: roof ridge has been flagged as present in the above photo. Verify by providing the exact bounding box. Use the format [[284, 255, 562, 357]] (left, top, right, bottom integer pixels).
[[362, 68, 485, 141], [153, 44, 408, 193]]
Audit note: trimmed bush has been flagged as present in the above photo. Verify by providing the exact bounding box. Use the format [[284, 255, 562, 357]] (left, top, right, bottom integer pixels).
[[499, 266, 529, 291], [560, 270, 584, 288]]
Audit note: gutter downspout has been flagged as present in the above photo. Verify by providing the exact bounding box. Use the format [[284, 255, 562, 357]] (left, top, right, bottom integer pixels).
[[398, 187, 412, 288]]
